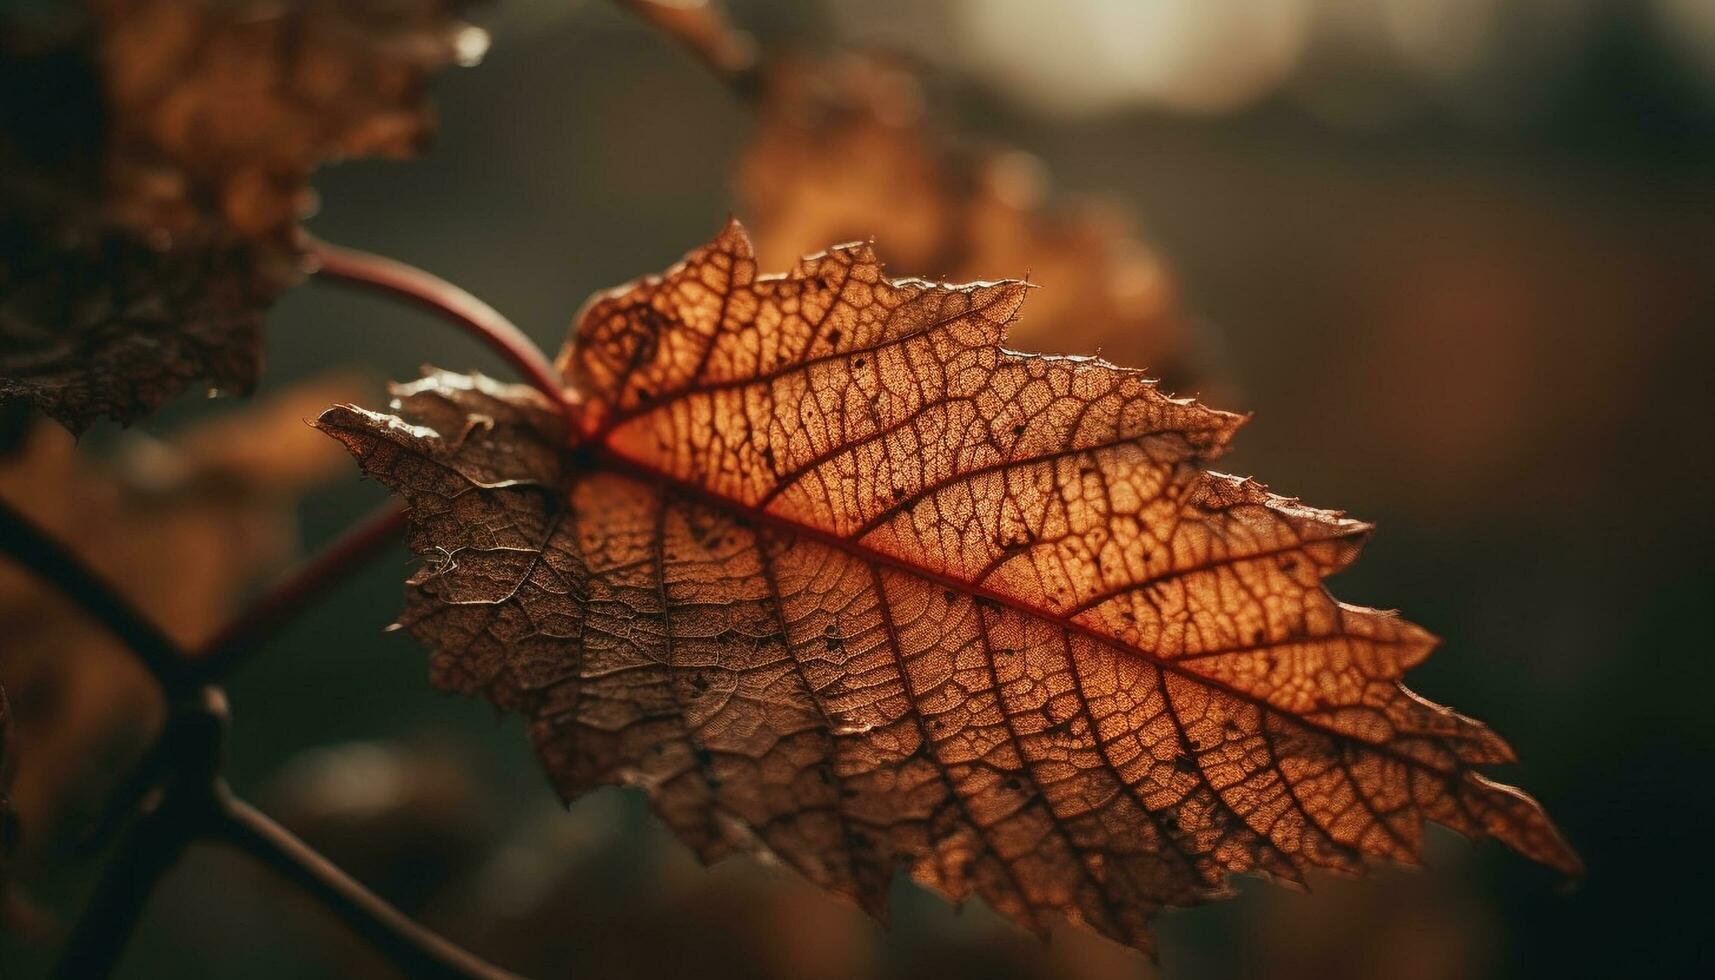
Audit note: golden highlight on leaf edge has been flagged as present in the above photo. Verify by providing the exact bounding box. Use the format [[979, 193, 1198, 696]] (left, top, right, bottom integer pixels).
[[315, 219, 1580, 956]]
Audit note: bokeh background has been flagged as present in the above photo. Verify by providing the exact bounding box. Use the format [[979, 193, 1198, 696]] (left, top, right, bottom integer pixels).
[[5, 0, 1714, 977]]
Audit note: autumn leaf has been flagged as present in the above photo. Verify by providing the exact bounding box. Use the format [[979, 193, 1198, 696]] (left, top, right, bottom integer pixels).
[[0, 376, 359, 861], [738, 53, 1203, 394], [317, 222, 1578, 954], [0, 0, 482, 432]]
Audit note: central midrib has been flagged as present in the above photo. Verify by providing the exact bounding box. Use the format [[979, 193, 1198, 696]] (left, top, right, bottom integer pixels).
[[585, 439, 1470, 783]]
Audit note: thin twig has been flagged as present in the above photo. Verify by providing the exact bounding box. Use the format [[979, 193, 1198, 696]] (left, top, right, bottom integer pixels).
[[191, 502, 407, 683], [0, 496, 194, 694], [211, 794, 524, 980], [309, 238, 568, 410], [73, 731, 175, 857], [50, 687, 230, 980], [614, 0, 761, 99], [48, 797, 196, 980]]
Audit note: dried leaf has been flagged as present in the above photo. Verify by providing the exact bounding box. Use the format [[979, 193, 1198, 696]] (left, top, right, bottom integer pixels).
[[0, 0, 482, 431], [319, 223, 1577, 954], [738, 54, 1200, 392], [0, 375, 359, 860]]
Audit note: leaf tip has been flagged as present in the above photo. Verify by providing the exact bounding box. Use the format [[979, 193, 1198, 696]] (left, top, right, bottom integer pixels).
[[713, 215, 756, 259]]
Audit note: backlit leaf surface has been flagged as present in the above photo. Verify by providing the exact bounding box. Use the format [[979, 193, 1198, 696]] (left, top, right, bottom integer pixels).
[[318, 222, 1577, 953]]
